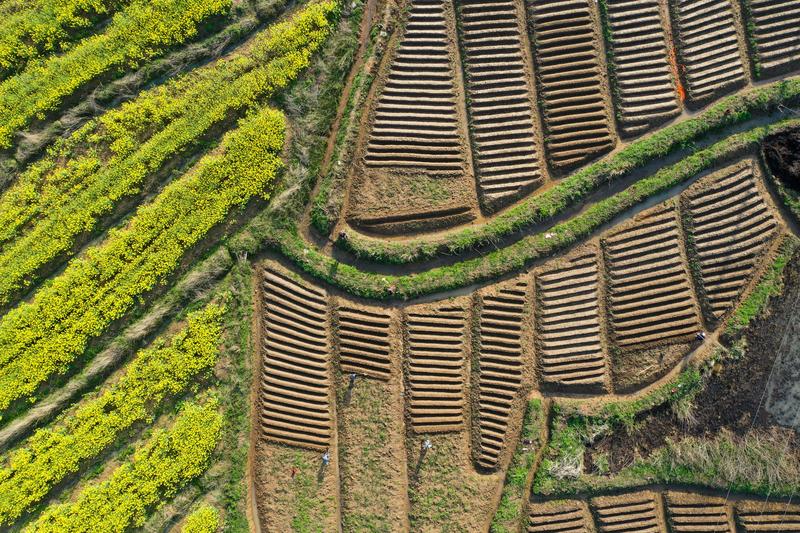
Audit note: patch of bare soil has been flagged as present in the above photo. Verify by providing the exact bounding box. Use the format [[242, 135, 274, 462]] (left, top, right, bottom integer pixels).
[[588, 250, 800, 474], [764, 127, 800, 193], [253, 440, 340, 532], [337, 365, 409, 531]]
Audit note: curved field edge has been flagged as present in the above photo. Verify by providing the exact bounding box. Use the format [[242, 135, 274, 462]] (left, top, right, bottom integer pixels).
[[529, 238, 800, 501], [234, 118, 800, 301], [335, 77, 800, 264]]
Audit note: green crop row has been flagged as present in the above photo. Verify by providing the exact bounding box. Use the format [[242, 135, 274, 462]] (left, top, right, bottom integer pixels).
[[337, 78, 800, 264], [182, 504, 221, 533], [0, 105, 285, 416], [24, 399, 223, 533], [0, 0, 232, 148], [0, 0, 131, 78], [248, 119, 800, 301], [0, 305, 223, 527], [0, 0, 340, 307]]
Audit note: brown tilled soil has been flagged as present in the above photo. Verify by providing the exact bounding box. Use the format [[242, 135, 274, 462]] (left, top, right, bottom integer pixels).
[[587, 250, 800, 474], [764, 127, 800, 193], [253, 440, 341, 532], [338, 375, 409, 532], [407, 431, 504, 532]]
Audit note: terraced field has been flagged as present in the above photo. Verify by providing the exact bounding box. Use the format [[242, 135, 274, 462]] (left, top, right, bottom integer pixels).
[[526, 0, 616, 170], [4, 0, 800, 530]]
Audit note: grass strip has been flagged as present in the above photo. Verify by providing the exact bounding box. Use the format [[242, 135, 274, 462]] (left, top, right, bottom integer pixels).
[[240, 119, 800, 300]]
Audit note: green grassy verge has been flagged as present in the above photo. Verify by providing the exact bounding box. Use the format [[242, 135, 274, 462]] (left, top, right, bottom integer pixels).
[[725, 235, 800, 337], [490, 399, 545, 533], [338, 78, 800, 264], [309, 0, 379, 236], [533, 368, 704, 496], [234, 119, 800, 301]]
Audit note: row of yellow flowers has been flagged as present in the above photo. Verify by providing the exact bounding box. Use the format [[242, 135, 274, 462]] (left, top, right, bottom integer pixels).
[[0, 0, 232, 147], [25, 399, 223, 533], [0, 0, 340, 306], [0, 0, 132, 77], [0, 305, 223, 527]]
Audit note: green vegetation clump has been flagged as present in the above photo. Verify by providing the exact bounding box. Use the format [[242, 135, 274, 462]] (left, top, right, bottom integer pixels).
[[24, 399, 223, 533], [491, 399, 545, 533], [0, 106, 285, 416], [0, 0, 233, 148], [0, 305, 223, 527]]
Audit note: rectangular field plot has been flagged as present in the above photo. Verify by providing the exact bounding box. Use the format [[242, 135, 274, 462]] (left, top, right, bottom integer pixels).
[[405, 302, 468, 433], [528, 499, 592, 533], [684, 161, 779, 320], [736, 500, 800, 531], [474, 279, 529, 469], [672, 0, 747, 103], [259, 267, 333, 451], [364, 0, 465, 173], [665, 491, 733, 532], [603, 205, 701, 349], [337, 305, 394, 380], [526, 0, 615, 170], [535, 248, 608, 392], [591, 490, 666, 533], [746, 0, 800, 77], [458, 0, 544, 210], [603, 0, 681, 136]]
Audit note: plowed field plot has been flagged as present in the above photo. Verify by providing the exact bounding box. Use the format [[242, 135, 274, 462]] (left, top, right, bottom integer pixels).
[[591, 490, 665, 533], [603, 204, 701, 349], [535, 247, 608, 392], [526, 0, 616, 170], [405, 301, 469, 434], [337, 305, 394, 379], [665, 491, 733, 533], [528, 500, 592, 533], [347, 0, 478, 234], [746, 0, 800, 77], [683, 160, 780, 321], [474, 278, 530, 470], [259, 267, 333, 451], [671, 0, 747, 103], [603, 0, 681, 136], [737, 500, 800, 531], [457, 0, 544, 210]]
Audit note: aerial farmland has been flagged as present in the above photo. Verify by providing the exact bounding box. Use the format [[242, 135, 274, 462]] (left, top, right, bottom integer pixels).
[[0, 0, 799, 531]]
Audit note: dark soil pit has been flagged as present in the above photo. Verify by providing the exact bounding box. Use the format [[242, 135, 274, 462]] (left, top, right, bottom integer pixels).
[[588, 249, 800, 474], [764, 127, 800, 193]]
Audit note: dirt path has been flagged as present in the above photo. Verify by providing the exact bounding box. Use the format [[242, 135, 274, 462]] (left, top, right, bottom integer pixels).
[[299, 0, 380, 255]]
